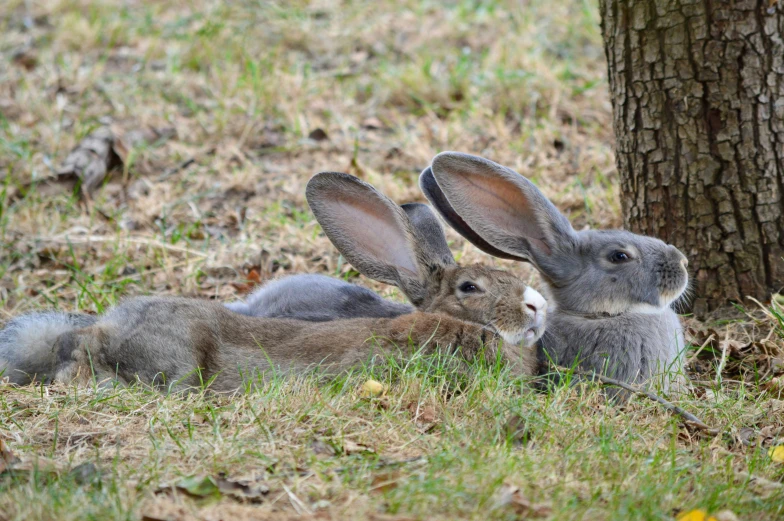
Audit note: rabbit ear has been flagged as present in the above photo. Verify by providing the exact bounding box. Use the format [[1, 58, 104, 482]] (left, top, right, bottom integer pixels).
[[400, 203, 456, 268], [419, 167, 524, 261], [427, 152, 578, 271], [306, 172, 442, 305]]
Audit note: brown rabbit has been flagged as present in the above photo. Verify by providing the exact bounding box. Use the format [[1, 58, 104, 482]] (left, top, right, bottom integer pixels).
[[52, 172, 546, 392]]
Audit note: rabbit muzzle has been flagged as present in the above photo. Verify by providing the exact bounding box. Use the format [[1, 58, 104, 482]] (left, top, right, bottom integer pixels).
[[493, 286, 547, 347], [656, 246, 689, 307]]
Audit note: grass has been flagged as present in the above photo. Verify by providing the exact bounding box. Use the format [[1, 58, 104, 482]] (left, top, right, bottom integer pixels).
[[0, 0, 783, 519]]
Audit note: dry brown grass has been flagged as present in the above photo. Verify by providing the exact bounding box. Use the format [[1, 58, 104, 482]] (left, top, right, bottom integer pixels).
[[1, 1, 783, 519]]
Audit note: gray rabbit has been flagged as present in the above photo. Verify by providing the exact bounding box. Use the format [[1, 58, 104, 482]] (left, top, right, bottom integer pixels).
[[419, 152, 689, 390], [0, 274, 411, 385]]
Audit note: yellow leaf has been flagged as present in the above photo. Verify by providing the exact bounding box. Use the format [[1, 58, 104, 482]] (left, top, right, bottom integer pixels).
[[769, 445, 784, 463], [359, 379, 386, 398], [677, 510, 719, 521]]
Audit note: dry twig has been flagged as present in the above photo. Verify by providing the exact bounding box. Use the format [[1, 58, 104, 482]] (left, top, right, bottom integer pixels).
[[568, 368, 721, 435]]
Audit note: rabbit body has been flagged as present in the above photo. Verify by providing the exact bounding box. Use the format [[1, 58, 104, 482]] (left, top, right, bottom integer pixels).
[[225, 273, 413, 321], [538, 308, 685, 387], [1, 274, 410, 385], [54, 296, 505, 391]]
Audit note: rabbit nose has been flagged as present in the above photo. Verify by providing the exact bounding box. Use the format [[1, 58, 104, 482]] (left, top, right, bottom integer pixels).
[[522, 286, 547, 320], [681, 257, 688, 269]]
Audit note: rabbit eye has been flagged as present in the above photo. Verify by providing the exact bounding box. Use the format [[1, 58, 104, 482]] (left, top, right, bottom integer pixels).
[[459, 282, 479, 293], [610, 251, 631, 263]]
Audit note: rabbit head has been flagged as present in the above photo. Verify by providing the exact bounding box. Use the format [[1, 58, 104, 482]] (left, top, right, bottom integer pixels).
[[419, 152, 689, 317], [306, 172, 546, 346]]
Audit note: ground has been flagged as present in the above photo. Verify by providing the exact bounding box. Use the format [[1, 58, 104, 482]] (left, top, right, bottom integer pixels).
[[0, 1, 783, 520]]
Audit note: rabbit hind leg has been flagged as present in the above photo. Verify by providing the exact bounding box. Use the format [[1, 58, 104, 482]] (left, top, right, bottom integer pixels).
[[53, 327, 126, 388]]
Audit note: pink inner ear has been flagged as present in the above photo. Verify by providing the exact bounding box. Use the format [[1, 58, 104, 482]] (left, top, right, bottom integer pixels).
[[333, 198, 420, 277], [451, 173, 552, 255]]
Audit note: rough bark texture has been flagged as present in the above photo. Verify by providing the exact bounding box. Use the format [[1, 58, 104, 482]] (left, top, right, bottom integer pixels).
[[599, 0, 784, 315]]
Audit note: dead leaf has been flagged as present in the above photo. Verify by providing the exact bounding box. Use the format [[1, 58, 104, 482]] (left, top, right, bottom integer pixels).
[[714, 510, 740, 521], [370, 470, 401, 493], [246, 269, 262, 285], [764, 376, 784, 394], [362, 117, 384, 130], [56, 127, 121, 196], [767, 399, 784, 414], [342, 440, 374, 455], [360, 379, 386, 398], [308, 128, 329, 141], [311, 439, 337, 456], [677, 510, 718, 521], [501, 413, 531, 446], [769, 445, 784, 463], [230, 268, 263, 294], [113, 125, 177, 162], [175, 475, 221, 498], [760, 425, 783, 446], [0, 453, 62, 476], [0, 440, 19, 473], [737, 427, 756, 447], [12, 47, 38, 70], [405, 401, 438, 432], [69, 462, 102, 484], [493, 484, 552, 518], [0, 98, 22, 120], [215, 474, 269, 502]]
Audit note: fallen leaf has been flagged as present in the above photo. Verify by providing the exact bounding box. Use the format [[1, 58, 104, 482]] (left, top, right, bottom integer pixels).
[[713, 510, 739, 521], [215, 475, 269, 502], [0, 440, 19, 473], [12, 47, 38, 70], [0, 454, 62, 475], [737, 427, 756, 446], [56, 126, 122, 196], [69, 462, 101, 485], [493, 484, 551, 518], [113, 125, 176, 162], [176, 475, 221, 498], [360, 379, 386, 398], [370, 471, 401, 493], [308, 128, 329, 141], [311, 439, 337, 456], [246, 269, 262, 285], [343, 440, 374, 455], [362, 117, 384, 130], [768, 445, 784, 463], [764, 376, 784, 394], [501, 413, 531, 446], [677, 509, 718, 521], [405, 401, 438, 432]]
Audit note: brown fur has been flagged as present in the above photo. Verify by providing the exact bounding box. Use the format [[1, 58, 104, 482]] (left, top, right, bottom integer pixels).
[[51, 297, 523, 392]]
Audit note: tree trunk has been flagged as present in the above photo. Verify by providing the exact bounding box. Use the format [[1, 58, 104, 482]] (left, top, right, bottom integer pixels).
[[598, 0, 784, 316]]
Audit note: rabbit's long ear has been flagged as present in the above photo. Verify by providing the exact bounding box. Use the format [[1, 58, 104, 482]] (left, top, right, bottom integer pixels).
[[306, 172, 442, 305], [419, 167, 523, 261], [426, 152, 577, 270], [400, 203, 456, 268]]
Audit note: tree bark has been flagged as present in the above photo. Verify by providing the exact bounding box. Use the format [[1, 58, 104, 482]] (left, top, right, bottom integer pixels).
[[598, 0, 784, 316]]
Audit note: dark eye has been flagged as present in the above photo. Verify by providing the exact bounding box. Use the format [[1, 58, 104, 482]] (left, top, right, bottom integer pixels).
[[459, 282, 479, 293], [610, 251, 631, 263]]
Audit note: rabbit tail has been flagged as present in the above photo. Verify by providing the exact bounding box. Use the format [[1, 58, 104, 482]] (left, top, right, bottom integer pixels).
[[0, 312, 98, 385]]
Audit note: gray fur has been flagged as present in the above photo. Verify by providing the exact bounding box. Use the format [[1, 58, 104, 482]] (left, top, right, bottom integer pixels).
[[1, 274, 412, 386], [421, 152, 690, 388], [224, 274, 413, 321], [0, 312, 98, 384]]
